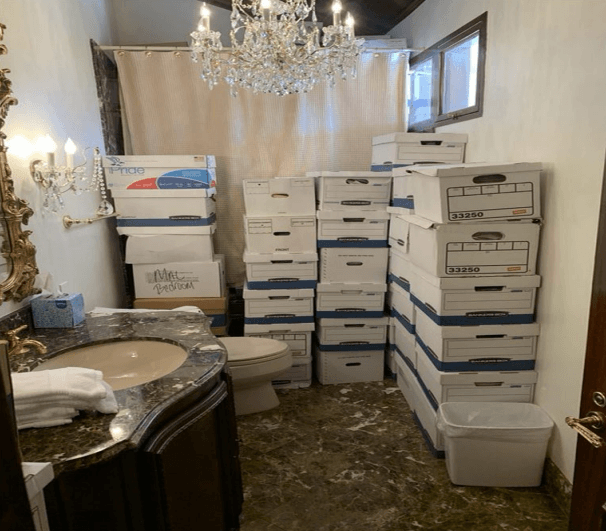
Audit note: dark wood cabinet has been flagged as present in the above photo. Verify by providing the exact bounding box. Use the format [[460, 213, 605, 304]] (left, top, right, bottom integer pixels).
[[45, 372, 242, 531]]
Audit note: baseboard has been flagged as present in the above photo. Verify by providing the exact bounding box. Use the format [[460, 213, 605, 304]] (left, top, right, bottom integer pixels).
[[543, 457, 572, 517]]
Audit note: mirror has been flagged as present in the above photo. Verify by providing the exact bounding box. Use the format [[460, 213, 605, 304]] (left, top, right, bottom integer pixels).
[[0, 23, 40, 303]]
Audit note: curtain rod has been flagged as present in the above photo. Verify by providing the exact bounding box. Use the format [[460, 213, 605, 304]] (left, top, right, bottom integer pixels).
[[97, 45, 420, 54]]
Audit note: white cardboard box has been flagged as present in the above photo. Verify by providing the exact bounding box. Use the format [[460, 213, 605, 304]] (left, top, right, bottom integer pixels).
[[245, 327, 313, 358], [22, 462, 54, 531], [272, 354, 312, 385], [371, 133, 468, 167], [308, 171, 392, 210], [388, 247, 412, 292], [407, 162, 542, 223], [103, 155, 216, 190], [410, 264, 540, 325], [387, 281, 415, 334], [316, 317, 389, 350], [244, 215, 316, 254], [415, 309, 540, 372], [391, 169, 416, 211], [393, 315, 417, 369], [388, 212, 411, 252], [117, 223, 216, 236], [243, 285, 314, 324], [416, 344, 538, 407], [243, 177, 316, 215], [395, 347, 418, 413], [320, 248, 389, 283], [317, 210, 390, 248], [125, 234, 214, 264], [243, 251, 318, 289], [132, 258, 224, 298], [110, 189, 216, 220], [116, 213, 216, 229], [316, 347, 384, 384], [405, 215, 541, 277], [316, 282, 386, 318], [244, 321, 315, 333]]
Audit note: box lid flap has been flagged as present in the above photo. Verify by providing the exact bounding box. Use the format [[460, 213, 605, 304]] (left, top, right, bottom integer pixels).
[[102, 155, 215, 168], [406, 161, 543, 177], [411, 264, 542, 289], [426, 320, 541, 339]]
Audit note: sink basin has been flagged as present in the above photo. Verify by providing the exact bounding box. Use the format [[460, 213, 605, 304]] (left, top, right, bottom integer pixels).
[[34, 340, 188, 390]]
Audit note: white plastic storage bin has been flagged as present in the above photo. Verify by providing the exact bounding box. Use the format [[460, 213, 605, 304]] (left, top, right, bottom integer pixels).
[[103, 155, 216, 190], [387, 282, 415, 334], [243, 251, 318, 289], [316, 317, 389, 350], [410, 264, 540, 325], [405, 215, 541, 277], [243, 285, 314, 324], [132, 258, 225, 298], [416, 344, 538, 407], [437, 402, 553, 487], [392, 316, 417, 369], [415, 309, 540, 372], [125, 234, 214, 264], [371, 133, 468, 168], [116, 222, 216, 237], [272, 355, 313, 388], [245, 325, 313, 358], [391, 168, 416, 211], [309, 171, 392, 210], [244, 215, 316, 254], [408, 162, 542, 223], [388, 247, 412, 293], [316, 210, 390, 248], [243, 177, 316, 215], [320, 248, 389, 284], [316, 283, 386, 318], [111, 188, 216, 221], [315, 347, 384, 384]]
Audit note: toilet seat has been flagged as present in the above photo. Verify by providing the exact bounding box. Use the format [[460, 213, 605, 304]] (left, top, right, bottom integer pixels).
[[219, 337, 289, 366]]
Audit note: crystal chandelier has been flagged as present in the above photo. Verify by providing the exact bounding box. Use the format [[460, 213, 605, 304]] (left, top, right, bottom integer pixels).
[[190, 0, 365, 96]]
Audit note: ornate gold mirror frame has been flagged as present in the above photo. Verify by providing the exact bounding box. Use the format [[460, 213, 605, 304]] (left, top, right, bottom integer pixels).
[[0, 24, 40, 303]]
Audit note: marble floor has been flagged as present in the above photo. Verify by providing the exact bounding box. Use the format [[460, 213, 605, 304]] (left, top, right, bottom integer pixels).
[[236, 379, 568, 531]]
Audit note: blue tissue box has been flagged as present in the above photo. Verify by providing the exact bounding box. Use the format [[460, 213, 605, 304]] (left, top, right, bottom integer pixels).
[[31, 293, 85, 328]]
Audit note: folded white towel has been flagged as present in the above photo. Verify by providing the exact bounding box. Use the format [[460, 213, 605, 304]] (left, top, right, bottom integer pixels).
[[90, 306, 203, 316], [16, 406, 79, 430], [18, 416, 77, 430], [12, 367, 108, 405]]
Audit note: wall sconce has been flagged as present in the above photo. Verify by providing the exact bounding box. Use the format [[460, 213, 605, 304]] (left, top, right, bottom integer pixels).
[[29, 136, 116, 228]]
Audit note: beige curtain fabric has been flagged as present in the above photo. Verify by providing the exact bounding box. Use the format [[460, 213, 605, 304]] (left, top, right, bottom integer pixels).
[[114, 50, 408, 285]]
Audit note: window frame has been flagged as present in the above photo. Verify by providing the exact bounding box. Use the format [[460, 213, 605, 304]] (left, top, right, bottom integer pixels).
[[408, 12, 487, 132]]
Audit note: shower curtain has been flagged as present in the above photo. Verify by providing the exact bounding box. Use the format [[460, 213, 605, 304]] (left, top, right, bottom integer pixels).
[[114, 49, 408, 285]]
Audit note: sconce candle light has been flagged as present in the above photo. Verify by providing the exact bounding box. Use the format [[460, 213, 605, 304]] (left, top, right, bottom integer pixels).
[[29, 139, 116, 228]]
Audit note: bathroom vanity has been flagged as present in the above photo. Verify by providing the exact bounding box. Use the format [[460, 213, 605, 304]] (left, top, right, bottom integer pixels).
[[12, 311, 242, 531]]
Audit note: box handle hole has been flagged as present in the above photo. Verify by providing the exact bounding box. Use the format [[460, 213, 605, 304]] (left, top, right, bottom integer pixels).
[[472, 174, 506, 184]]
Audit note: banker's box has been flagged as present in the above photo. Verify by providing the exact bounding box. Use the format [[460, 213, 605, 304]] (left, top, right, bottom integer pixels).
[[32, 294, 85, 328], [405, 215, 541, 277], [243, 286, 314, 324], [243, 177, 316, 215], [316, 317, 389, 350], [388, 247, 412, 292], [110, 189, 216, 219], [125, 234, 214, 264], [371, 132, 468, 168], [244, 215, 316, 254], [243, 251, 317, 290], [316, 283, 386, 319], [308, 171, 392, 210], [103, 155, 216, 191], [320, 248, 389, 284], [117, 222, 216, 237], [315, 347, 385, 385], [316, 210, 390, 248], [391, 170, 415, 211], [132, 258, 225, 299], [406, 162, 542, 223]]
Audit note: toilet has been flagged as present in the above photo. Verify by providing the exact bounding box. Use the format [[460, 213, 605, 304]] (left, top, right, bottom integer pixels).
[[218, 337, 292, 416]]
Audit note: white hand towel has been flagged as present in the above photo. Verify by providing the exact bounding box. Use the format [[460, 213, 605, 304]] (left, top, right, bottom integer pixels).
[[90, 306, 203, 316], [12, 367, 107, 405], [16, 406, 79, 430]]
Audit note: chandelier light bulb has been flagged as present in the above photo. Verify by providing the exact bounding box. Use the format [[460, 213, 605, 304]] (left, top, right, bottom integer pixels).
[[199, 2, 211, 31], [6, 135, 34, 159], [260, 0, 272, 21], [64, 138, 77, 168], [38, 135, 57, 167], [346, 13, 354, 26], [200, 3, 210, 17], [332, 0, 343, 25]]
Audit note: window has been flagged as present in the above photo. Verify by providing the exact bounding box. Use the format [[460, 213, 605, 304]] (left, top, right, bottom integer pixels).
[[407, 12, 487, 131]]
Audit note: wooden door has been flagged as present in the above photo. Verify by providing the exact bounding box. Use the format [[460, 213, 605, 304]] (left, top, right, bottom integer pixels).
[[570, 155, 606, 530]]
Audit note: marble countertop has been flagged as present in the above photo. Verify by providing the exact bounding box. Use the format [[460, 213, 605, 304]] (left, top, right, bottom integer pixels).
[[11, 311, 227, 474]]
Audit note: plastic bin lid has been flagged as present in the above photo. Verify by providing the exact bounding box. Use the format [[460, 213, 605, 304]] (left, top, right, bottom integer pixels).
[[437, 402, 554, 442]]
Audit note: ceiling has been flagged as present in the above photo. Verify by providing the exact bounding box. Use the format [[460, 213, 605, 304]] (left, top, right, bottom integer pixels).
[[203, 0, 426, 37]]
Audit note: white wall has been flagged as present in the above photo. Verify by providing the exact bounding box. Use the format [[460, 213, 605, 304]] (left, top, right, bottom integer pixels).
[[111, 0, 233, 47], [390, 0, 606, 482], [0, 0, 124, 314]]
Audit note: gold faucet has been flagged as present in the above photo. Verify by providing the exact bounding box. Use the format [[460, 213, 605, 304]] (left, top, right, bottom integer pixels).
[[5, 325, 47, 358]]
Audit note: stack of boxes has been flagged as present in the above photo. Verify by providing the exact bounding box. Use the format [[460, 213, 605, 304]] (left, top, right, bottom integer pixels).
[[242, 177, 317, 389], [104, 155, 228, 334], [308, 171, 392, 385], [373, 137, 543, 458]]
